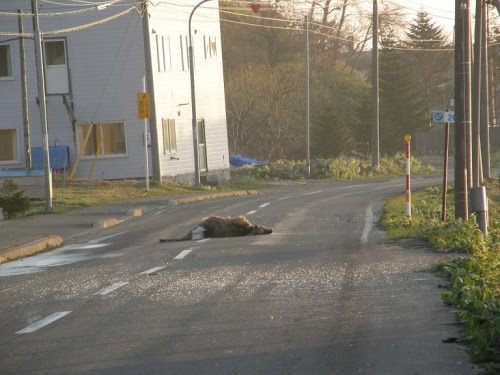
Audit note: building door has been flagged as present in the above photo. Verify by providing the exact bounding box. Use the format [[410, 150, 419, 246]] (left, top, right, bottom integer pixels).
[[44, 39, 69, 94], [197, 119, 207, 172]]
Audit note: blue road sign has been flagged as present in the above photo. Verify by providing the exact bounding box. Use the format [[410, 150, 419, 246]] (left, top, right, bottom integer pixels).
[[432, 110, 455, 123]]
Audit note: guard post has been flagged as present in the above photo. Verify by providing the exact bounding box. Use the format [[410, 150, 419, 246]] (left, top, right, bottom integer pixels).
[[404, 135, 411, 217]]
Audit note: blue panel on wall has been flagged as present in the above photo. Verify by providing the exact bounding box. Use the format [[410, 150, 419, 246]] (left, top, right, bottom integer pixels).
[[31, 146, 70, 170]]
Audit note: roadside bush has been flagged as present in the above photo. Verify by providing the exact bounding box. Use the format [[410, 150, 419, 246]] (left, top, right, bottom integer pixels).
[[0, 179, 31, 219], [382, 186, 499, 367], [439, 240, 500, 363], [236, 155, 437, 181]]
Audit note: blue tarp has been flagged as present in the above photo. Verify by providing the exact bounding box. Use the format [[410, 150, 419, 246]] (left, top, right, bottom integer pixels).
[[229, 154, 268, 168]]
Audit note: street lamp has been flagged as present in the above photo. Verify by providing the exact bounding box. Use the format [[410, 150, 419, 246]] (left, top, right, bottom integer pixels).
[[189, 0, 259, 186]]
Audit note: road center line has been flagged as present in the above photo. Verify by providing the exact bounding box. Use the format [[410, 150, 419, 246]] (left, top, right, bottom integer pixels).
[[88, 231, 128, 244], [259, 203, 270, 208], [139, 266, 166, 275], [196, 238, 211, 243], [277, 196, 290, 201], [16, 311, 72, 334], [361, 204, 374, 244], [174, 249, 192, 260], [302, 190, 322, 196], [93, 282, 129, 296], [246, 210, 257, 215]]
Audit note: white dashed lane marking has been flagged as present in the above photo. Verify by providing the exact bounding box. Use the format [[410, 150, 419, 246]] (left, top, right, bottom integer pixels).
[[139, 266, 166, 275], [93, 282, 129, 296], [259, 203, 270, 208], [174, 249, 192, 260], [16, 311, 72, 334], [246, 210, 257, 215], [196, 238, 211, 243]]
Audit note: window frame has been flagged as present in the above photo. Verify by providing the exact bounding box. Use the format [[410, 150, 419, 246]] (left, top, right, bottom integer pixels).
[[162, 118, 177, 154], [156, 35, 172, 72], [0, 128, 19, 164], [77, 121, 127, 159], [204, 35, 217, 59], [180, 35, 190, 71], [43, 39, 67, 67], [0, 43, 14, 80]]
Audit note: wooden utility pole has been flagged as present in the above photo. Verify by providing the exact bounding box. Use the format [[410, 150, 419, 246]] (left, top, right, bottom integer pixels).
[[371, 0, 380, 168], [141, 2, 162, 183], [305, 15, 311, 177], [31, 0, 52, 211], [454, 0, 472, 220]]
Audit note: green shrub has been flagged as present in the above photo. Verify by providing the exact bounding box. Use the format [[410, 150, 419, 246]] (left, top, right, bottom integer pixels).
[[238, 155, 437, 181], [382, 186, 499, 365], [0, 179, 31, 219]]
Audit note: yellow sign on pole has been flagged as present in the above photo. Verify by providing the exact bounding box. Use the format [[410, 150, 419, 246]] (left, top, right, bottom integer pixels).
[[137, 92, 151, 119]]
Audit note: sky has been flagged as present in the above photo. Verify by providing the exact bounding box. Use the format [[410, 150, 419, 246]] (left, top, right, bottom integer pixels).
[[391, 0, 473, 37]]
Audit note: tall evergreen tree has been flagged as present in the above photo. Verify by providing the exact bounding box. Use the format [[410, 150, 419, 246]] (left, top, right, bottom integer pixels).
[[379, 36, 428, 155], [404, 11, 453, 113]]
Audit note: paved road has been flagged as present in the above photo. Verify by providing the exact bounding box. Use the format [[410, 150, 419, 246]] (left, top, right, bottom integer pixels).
[[0, 177, 480, 374]]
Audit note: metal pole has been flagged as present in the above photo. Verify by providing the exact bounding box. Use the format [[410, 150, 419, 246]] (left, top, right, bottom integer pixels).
[[189, 0, 213, 186], [31, 0, 52, 211], [371, 0, 380, 168], [18, 9, 31, 169], [143, 76, 149, 191], [454, 0, 471, 220], [141, 2, 162, 183], [442, 119, 450, 222], [404, 135, 411, 217], [305, 15, 311, 177]]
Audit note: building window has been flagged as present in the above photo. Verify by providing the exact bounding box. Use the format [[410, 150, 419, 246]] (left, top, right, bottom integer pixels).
[[0, 44, 13, 79], [180, 35, 190, 71], [0, 129, 19, 163], [162, 119, 177, 154], [197, 119, 207, 171], [204, 36, 217, 58], [156, 35, 171, 72], [44, 40, 66, 66], [77, 122, 126, 157]]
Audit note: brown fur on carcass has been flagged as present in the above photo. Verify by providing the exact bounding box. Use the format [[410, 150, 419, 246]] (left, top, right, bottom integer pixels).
[[159, 216, 273, 242]]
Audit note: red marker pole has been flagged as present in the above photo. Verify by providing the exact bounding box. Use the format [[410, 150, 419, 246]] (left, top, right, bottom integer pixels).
[[404, 135, 411, 217]]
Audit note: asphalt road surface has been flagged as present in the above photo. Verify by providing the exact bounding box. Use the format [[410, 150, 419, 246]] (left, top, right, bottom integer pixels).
[[0, 177, 480, 374]]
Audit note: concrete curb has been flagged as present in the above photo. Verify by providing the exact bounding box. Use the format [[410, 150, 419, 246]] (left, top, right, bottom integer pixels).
[[0, 235, 64, 264]]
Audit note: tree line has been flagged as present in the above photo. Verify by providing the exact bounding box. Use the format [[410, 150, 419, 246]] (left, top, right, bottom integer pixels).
[[219, 0, 453, 161]]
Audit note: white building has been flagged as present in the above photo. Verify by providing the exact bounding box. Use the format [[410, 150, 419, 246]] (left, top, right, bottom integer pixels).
[[0, 0, 230, 183]]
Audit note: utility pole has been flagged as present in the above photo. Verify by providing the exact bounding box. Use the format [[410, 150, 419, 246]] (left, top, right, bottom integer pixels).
[[454, 0, 472, 220], [305, 15, 311, 177], [31, 0, 52, 211], [371, 0, 380, 168], [481, 3, 491, 179], [18, 9, 31, 169], [141, 2, 162, 183], [472, 0, 483, 188]]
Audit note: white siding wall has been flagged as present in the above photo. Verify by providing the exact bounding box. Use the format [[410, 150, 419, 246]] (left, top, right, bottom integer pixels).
[[0, 1, 229, 180], [149, 1, 230, 178]]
